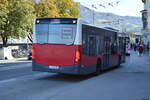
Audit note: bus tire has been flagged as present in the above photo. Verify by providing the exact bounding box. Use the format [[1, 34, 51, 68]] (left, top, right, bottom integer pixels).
[[95, 60, 102, 75]]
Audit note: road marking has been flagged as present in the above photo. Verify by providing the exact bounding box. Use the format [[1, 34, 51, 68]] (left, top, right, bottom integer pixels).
[[0, 72, 50, 84], [0, 63, 31, 71], [0, 78, 17, 83], [0, 59, 31, 64]]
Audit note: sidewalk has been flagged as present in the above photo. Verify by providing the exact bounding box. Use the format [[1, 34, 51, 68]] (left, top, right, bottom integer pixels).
[[0, 57, 31, 64], [114, 50, 150, 72]]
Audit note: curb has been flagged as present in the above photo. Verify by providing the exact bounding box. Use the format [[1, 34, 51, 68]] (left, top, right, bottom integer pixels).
[[0, 58, 31, 63]]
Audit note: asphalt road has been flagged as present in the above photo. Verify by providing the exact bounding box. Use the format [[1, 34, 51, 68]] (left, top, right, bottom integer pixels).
[[0, 52, 150, 100]]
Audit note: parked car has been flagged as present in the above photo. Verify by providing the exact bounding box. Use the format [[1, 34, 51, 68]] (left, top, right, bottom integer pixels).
[[27, 51, 32, 60]]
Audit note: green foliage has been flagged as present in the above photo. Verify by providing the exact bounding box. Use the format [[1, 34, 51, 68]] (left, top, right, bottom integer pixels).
[[0, 0, 80, 46], [34, 0, 59, 17], [35, 0, 81, 18], [55, 0, 80, 18], [0, 0, 35, 46], [126, 31, 134, 36]]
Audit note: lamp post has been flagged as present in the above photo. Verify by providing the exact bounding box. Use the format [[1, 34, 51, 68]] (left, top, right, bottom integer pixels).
[[93, 10, 94, 25], [91, 4, 97, 25], [27, 33, 29, 52]]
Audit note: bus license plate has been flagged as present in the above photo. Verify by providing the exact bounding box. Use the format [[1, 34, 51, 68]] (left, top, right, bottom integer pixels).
[[49, 66, 59, 69]]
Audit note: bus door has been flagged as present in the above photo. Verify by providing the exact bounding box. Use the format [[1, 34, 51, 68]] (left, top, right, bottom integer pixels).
[[88, 36, 97, 56], [104, 37, 111, 67]]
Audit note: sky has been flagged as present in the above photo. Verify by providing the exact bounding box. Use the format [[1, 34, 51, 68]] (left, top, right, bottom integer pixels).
[[75, 0, 143, 17]]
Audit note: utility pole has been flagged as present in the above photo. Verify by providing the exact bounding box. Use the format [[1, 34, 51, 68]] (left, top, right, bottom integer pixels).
[[93, 10, 94, 25]]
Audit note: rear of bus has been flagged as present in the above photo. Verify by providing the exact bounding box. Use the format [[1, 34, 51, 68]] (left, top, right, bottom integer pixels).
[[32, 18, 82, 74]]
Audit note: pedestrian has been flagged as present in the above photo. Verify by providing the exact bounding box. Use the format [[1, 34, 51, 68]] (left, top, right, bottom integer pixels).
[[134, 44, 137, 52], [143, 44, 146, 54], [128, 43, 131, 50], [126, 44, 130, 56], [138, 45, 143, 56], [147, 45, 149, 54], [130, 43, 133, 50]]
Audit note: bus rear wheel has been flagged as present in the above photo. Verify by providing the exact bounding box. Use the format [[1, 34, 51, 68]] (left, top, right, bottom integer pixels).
[[95, 60, 102, 75]]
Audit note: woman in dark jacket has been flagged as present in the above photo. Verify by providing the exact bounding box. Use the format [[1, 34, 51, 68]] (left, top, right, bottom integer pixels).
[[138, 45, 143, 56]]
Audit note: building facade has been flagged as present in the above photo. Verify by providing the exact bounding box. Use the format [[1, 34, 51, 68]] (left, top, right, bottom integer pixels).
[[141, 0, 150, 47]]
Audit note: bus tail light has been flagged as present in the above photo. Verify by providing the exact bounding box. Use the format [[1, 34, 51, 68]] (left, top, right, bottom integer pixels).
[[32, 48, 35, 60], [75, 50, 81, 64]]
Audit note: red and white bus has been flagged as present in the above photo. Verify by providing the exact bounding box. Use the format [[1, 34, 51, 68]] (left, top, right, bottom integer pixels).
[[32, 17, 125, 75]]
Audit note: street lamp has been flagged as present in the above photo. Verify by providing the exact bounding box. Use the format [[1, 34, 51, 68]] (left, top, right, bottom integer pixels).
[[93, 10, 95, 25], [91, 4, 98, 25]]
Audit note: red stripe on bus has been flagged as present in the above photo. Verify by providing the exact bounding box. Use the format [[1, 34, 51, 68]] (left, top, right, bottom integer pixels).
[[81, 54, 104, 67], [32, 43, 81, 66], [109, 54, 120, 61]]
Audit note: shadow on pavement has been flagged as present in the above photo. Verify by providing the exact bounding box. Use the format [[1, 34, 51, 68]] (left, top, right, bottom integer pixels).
[[37, 66, 121, 83], [37, 73, 96, 83]]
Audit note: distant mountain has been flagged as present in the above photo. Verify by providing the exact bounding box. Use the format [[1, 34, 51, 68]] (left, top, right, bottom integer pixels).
[[79, 5, 142, 33]]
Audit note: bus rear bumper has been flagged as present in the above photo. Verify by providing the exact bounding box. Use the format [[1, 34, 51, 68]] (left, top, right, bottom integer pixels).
[[32, 62, 81, 75]]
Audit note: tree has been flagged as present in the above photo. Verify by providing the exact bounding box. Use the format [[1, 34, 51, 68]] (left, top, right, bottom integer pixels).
[[34, 0, 59, 17], [0, 0, 35, 47], [0, 0, 9, 46], [22, 0, 36, 43], [0, 0, 80, 46], [55, 0, 80, 18], [126, 31, 134, 36], [34, 0, 80, 18], [31, 0, 80, 42]]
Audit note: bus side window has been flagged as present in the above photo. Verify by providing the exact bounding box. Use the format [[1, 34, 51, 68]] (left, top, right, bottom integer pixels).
[[99, 37, 104, 54], [111, 34, 118, 54], [111, 43, 115, 54], [82, 38, 87, 55], [96, 38, 99, 55], [88, 36, 96, 56], [104, 37, 111, 54]]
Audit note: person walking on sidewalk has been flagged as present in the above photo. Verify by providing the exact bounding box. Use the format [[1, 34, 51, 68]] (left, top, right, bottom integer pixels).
[[138, 45, 143, 56], [134, 43, 137, 52], [143, 44, 146, 54], [147, 44, 149, 54]]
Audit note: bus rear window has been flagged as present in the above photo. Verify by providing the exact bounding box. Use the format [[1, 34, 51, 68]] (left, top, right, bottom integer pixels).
[[35, 24, 77, 45], [34, 18, 77, 45]]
